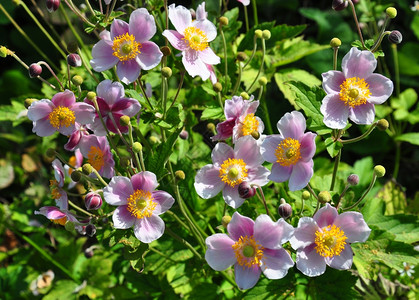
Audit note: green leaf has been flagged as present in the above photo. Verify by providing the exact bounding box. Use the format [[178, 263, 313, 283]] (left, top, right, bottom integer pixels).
[[325, 137, 343, 158], [243, 271, 296, 299], [125, 243, 149, 273], [43, 280, 79, 300], [376, 180, 407, 215], [0, 159, 14, 189], [411, 14, 419, 41], [391, 88, 417, 110], [0, 100, 26, 122], [395, 133, 419, 146], [125, 89, 158, 112], [200, 106, 224, 121], [398, 42, 419, 76]]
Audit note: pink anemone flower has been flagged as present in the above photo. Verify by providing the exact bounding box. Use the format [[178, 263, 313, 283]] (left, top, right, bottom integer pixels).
[[64, 124, 89, 151], [27, 90, 95, 137], [320, 47, 393, 129], [162, 3, 220, 81], [205, 212, 294, 290], [85, 79, 141, 135], [194, 136, 269, 208], [65, 149, 83, 189], [290, 203, 371, 277], [35, 206, 85, 233], [237, 0, 250, 6], [50, 159, 68, 209], [103, 171, 175, 243], [90, 8, 163, 84], [261, 111, 316, 191], [78, 135, 115, 179]]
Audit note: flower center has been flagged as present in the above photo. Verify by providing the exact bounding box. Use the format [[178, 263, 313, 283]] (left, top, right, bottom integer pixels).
[[127, 189, 156, 219], [275, 137, 301, 167], [87, 146, 105, 172], [241, 114, 259, 136], [112, 32, 141, 62], [219, 158, 248, 187], [232, 235, 264, 268], [51, 217, 67, 226], [49, 180, 62, 199], [68, 155, 77, 175], [48, 106, 76, 129], [314, 224, 348, 258], [339, 77, 371, 108], [183, 26, 208, 51]]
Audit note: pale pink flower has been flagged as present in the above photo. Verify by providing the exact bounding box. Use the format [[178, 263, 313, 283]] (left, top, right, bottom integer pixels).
[[237, 0, 250, 6], [290, 203, 371, 277], [103, 171, 175, 243], [78, 135, 115, 178], [321, 47, 393, 129], [64, 124, 89, 151], [205, 212, 294, 290], [261, 111, 316, 191], [35, 206, 86, 233], [194, 136, 269, 208], [65, 149, 83, 189]]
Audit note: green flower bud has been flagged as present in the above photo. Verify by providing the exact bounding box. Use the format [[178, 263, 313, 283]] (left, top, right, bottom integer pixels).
[[258, 76, 268, 86], [377, 119, 389, 131], [219, 16, 229, 26], [240, 92, 250, 100], [237, 52, 247, 62], [207, 122, 216, 132], [71, 75, 83, 86], [82, 163, 93, 175], [251, 131, 260, 140], [374, 165, 386, 178], [132, 142, 143, 153], [70, 170, 82, 182], [318, 191, 331, 203], [302, 190, 311, 200], [154, 112, 163, 119], [254, 29, 263, 39], [386, 7, 397, 19], [262, 30, 271, 40], [213, 82, 222, 93], [175, 170, 185, 181], [162, 67, 172, 78], [160, 46, 171, 56], [0, 46, 8, 58], [221, 215, 231, 228], [149, 136, 160, 145], [24, 98, 37, 109], [119, 115, 131, 126], [86, 91, 96, 101], [280, 198, 287, 205], [330, 37, 342, 48], [46, 148, 56, 158], [64, 220, 75, 232]]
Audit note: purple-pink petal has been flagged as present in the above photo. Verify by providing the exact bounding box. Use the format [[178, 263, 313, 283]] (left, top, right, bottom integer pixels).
[[194, 20, 217, 42], [96, 80, 125, 106], [71, 102, 96, 125], [113, 205, 136, 229], [198, 47, 220, 65], [162, 30, 188, 51], [247, 165, 270, 187], [131, 171, 159, 192], [32, 119, 57, 137], [182, 50, 210, 80], [333, 211, 371, 243], [365, 74, 394, 104], [289, 217, 319, 250], [260, 135, 282, 163], [211, 142, 234, 166], [51, 90, 75, 107], [322, 70, 345, 94], [194, 164, 224, 199], [112, 98, 141, 116], [320, 94, 350, 129], [227, 212, 254, 241], [261, 248, 294, 279], [327, 244, 353, 270], [234, 136, 264, 167], [205, 234, 236, 271], [222, 185, 244, 209], [342, 47, 377, 78], [299, 132, 316, 162], [295, 244, 327, 277], [151, 190, 175, 215], [277, 111, 306, 139], [269, 163, 292, 183], [254, 215, 294, 249], [90, 40, 118, 72], [117, 60, 142, 84], [234, 264, 261, 290], [103, 176, 133, 206], [212, 119, 236, 141], [129, 8, 156, 43], [224, 96, 246, 119], [168, 4, 192, 34], [110, 19, 129, 39], [288, 160, 313, 191], [313, 203, 338, 228], [348, 102, 375, 125], [133, 214, 165, 243], [136, 41, 163, 70], [27, 99, 53, 121], [35, 206, 66, 220]]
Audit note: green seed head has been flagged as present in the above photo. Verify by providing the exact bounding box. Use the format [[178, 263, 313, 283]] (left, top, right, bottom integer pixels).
[[318, 191, 332, 203], [386, 7, 397, 19], [374, 165, 386, 178], [330, 37, 342, 48]]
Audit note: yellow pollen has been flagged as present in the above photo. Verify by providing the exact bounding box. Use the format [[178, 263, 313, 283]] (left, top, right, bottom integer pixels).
[[183, 26, 208, 51], [51, 217, 67, 226], [219, 158, 248, 187], [241, 114, 260, 136], [87, 146, 105, 172], [112, 32, 141, 62], [232, 235, 264, 268], [314, 224, 347, 258], [49, 180, 62, 199], [68, 155, 76, 175], [275, 138, 301, 167], [339, 77, 371, 108], [48, 106, 76, 129], [127, 189, 156, 219]]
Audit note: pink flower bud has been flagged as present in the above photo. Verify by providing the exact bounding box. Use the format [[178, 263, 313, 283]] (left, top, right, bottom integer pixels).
[[29, 63, 42, 78], [238, 182, 256, 199], [388, 30, 402, 44], [85, 224, 96, 237], [347, 174, 359, 186], [179, 130, 189, 140], [67, 53, 82, 67], [278, 203, 292, 219], [46, 0, 60, 13], [332, 0, 348, 11], [85, 192, 102, 210]]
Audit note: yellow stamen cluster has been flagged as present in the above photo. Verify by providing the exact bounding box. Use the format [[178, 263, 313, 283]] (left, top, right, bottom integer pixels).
[[241, 114, 259, 136], [48, 106, 75, 129], [51, 217, 67, 226], [87, 146, 105, 171], [68, 155, 76, 175], [232, 235, 264, 268], [49, 180, 62, 199], [127, 189, 156, 219], [339, 77, 371, 108], [219, 158, 248, 187], [275, 137, 302, 167], [314, 224, 347, 257], [112, 32, 142, 62], [183, 26, 208, 51]]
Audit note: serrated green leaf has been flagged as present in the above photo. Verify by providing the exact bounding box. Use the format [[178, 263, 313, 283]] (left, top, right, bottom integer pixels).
[[0, 101, 26, 122], [325, 137, 343, 158], [201, 106, 224, 121], [0, 159, 14, 189], [391, 88, 417, 110], [395, 133, 419, 146], [376, 180, 406, 215], [43, 280, 79, 300]]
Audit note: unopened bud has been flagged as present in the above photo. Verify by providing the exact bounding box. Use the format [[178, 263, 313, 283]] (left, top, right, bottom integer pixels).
[[24, 98, 37, 109], [132, 142, 143, 153], [237, 52, 247, 62], [221, 215, 231, 228], [318, 191, 331, 203], [85, 192, 103, 210], [219, 16, 229, 26], [0, 46, 8, 58], [240, 92, 250, 100], [70, 170, 82, 182], [254, 29, 263, 39], [207, 122, 216, 132], [149, 136, 160, 145], [373, 165, 386, 178], [330, 37, 342, 48], [278, 203, 292, 219], [86, 92, 96, 101], [280, 198, 287, 205], [162, 67, 172, 78], [160, 46, 171, 56], [85, 224, 96, 237], [347, 174, 359, 186], [84, 248, 94, 258], [388, 30, 402, 44], [154, 112, 163, 119], [258, 76, 268, 86], [262, 30, 271, 40], [119, 115, 131, 126], [377, 119, 389, 131], [64, 220, 75, 231], [29, 63, 42, 78], [46, 148, 56, 158], [332, 0, 348, 11], [82, 163, 93, 175], [67, 53, 82, 67], [302, 190, 311, 200], [46, 0, 60, 13], [238, 182, 256, 199], [72, 75, 83, 86], [251, 131, 260, 140], [386, 7, 397, 19], [175, 170, 185, 181], [119, 157, 131, 167], [179, 130, 189, 140], [66, 41, 78, 53], [213, 82, 222, 93]]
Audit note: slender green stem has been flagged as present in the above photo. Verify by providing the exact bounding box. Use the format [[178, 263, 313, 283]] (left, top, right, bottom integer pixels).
[[393, 142, 400, 179], [254, 185, 275, 220], [259, 86, 273, 135], [85, 0, 96, 16], [37, 61, 64, 90], [232, 61, 242, 95], [77, 49, 100, 84], [299, 196, 305, 217], [67, 64, 72, 89], [343, 174, 377, 211], [149, 246, 176, 262], [330, 149, 341, 191], [138, 78, 154, 110], [247, 39, 265, 92], [243, 36, 258, 70], [162, 77, 168, 118], [217, 92, 224, 110], [335, 184, 350, 210], [168, 71, 185, 111], [243, 6, 249, 32], [371, 31, 391, 53], [251, 0, 258, 25], [333, 47, 339, 71], [219, 25, 228, 93], [307, 183, 318, 201], [166, 210, 189, 230], [108, 113, 130, 148], [63, 0, 95, 27], [340, 122, 377, 144], [165, 227, 203, 260], [128, 123, 143, 171], [91, 169, 108, 187], [348, 0, 365, 48], [59, 5, 85, 51], [68, 200, 95, 217], [391, 44, 400, 97]]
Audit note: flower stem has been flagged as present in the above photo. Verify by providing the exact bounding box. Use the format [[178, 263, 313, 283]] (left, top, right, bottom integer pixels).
[[243, 36, 258, 70], [165, 227, 203, 260], [68, 200, 96, 217], [259, 86, 273, 135], [343, 174, 377, 211], [340, 122, 377, 144], [37, 61, 65, 90], [391, 43, 400, 97], [254, 184, 275, 220], [251, 0, 258, 25], [393, 141, 401, 180], [335, 184, 350, 210], [330, 148, 341, 191], [217, 92, 224, 110], [168, 71, 185, 111], [247, 38, 265, 92], [243, 6, 249, 32], [333, 47, 339, 71], [91, 169, 108, 187], [219, 24, 228, 94], [232, 61, 242, 95], [348, 0, 365, 49]]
